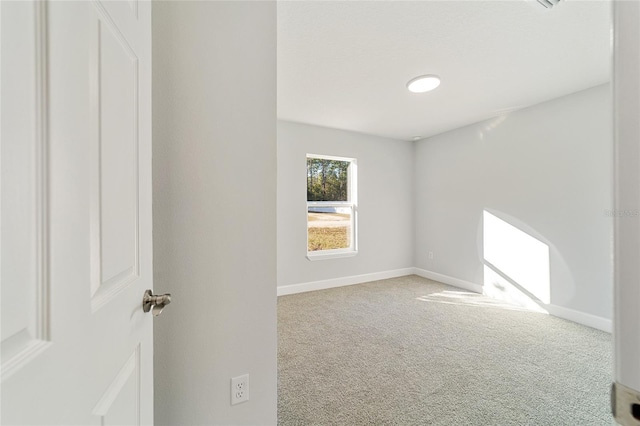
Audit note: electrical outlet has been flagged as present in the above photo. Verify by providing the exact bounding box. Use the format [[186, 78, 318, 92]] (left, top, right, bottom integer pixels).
[[231, 374, 249, 405], [428, 251, 434, 260]]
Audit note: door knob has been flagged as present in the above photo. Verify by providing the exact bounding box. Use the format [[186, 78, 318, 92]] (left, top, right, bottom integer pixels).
[[142, 289, 172, 317]]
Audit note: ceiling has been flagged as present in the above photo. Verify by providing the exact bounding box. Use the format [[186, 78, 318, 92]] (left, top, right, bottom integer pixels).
[[277, 0, 611, 141]]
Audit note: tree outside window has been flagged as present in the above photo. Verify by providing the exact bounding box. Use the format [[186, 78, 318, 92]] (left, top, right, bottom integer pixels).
[[306, 155, 357, 256]]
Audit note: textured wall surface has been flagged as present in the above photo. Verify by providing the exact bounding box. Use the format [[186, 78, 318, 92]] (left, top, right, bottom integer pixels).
[[277, 121, 414, 288], [153, 2, 277, 424], [414, 84, 613, 320]]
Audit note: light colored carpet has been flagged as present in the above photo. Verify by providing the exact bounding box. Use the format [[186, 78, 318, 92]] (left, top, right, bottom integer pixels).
[[277, 275, 612, 425]]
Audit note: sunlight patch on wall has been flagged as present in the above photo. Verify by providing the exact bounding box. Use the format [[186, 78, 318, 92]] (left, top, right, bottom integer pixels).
[[483, 265, 548, 313], [477, 114, 508, 141], [483, 210, 551, 306]]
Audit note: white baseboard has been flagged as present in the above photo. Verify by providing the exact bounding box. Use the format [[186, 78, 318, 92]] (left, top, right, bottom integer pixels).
[[279, 267, 612, 333], [411, 268, 612, 333], [546, 304, 612, 333], [412, 268, 484, 294], [277, 268, 415, 296]]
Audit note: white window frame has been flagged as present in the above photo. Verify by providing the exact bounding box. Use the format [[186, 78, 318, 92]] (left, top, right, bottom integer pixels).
[[306, 154, 358, 261]]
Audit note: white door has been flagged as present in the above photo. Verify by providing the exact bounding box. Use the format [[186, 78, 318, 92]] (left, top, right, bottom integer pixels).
[[1, 1, 154, 424], [612, 1, 640, 425]]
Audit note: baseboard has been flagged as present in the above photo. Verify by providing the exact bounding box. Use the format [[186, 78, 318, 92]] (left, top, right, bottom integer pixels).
[[277, 268, 415, 296], [546, 304, 612, 333], [278, 267, 612, 333], [412, 268, 612, 333], [412, 268, 484, 294]]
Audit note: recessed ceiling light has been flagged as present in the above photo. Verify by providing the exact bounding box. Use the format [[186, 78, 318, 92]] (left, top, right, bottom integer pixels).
[[413, 136, 422, 141], [407, 75, 441, 93]]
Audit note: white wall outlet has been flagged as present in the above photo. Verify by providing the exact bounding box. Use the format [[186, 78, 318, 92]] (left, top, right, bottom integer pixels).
[[231, 374, 249, 405], [428, 251, 434, 260]]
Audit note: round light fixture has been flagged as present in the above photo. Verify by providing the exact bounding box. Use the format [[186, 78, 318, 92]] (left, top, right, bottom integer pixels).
[[407, 75, 441, 93]]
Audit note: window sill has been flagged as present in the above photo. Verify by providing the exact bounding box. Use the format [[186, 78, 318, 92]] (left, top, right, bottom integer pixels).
[[306, 250, 358, 261]]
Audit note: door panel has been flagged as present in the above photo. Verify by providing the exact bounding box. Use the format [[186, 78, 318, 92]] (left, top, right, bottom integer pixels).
[[1, 1, 153, 424], [93, 346, 141, 426], [90, 2, 140, 311], [1, 0, 51, 382]]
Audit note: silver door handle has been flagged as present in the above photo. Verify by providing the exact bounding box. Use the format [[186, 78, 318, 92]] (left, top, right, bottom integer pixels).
[[142, 289, 172, 317]]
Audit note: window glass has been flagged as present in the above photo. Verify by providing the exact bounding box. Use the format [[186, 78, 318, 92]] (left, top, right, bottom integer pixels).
[[306, 156, 356, 255]]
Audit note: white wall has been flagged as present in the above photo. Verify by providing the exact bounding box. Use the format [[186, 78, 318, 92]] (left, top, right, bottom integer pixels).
[[153, 2, 277, 425], [414, 84, 613, 322], [277, 121, 414, 289]]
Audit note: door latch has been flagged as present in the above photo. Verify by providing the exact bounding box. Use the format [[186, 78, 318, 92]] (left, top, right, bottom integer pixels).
[[142, 289, 172, 317]]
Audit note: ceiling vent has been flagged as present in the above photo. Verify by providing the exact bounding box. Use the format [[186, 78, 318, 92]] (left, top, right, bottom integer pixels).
[[537, 0, 561, 8]]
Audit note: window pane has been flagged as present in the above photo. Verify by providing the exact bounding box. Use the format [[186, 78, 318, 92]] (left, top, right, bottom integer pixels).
[[307, 206, 352, 251], [307, 158, 350, 202]]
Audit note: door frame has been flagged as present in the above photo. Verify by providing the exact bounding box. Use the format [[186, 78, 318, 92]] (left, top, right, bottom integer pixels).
[[612, 1, 640, 424]]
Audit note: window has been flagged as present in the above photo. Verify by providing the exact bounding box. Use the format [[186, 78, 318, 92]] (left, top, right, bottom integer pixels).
[[306, 154, 357, 260]]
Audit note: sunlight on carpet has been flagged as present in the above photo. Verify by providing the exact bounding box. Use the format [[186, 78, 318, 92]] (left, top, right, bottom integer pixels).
[[278, 275, 612, 425]]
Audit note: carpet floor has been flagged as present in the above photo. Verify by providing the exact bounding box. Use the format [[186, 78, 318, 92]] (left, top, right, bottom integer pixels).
[[277, 275, 612, 425]]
